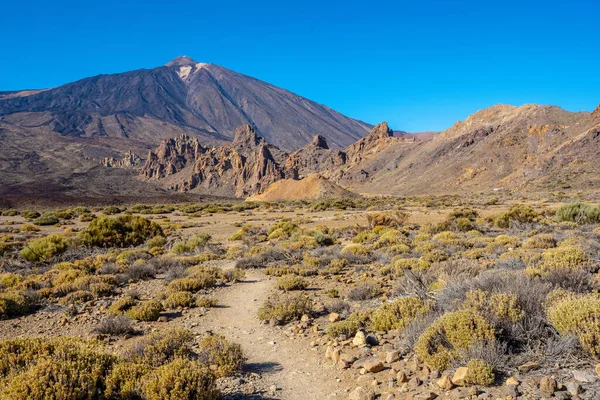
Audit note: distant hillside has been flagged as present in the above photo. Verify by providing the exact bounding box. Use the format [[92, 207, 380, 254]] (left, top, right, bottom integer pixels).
[[0, 56, 370, 151]]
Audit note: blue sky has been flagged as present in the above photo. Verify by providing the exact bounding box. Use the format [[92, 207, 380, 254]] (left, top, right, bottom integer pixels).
[[1, 0, 598, 132]]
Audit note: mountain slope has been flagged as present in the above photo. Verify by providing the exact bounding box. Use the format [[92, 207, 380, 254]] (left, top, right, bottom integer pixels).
[[333, 104, 599, 195], [0, 56, 370, 151]]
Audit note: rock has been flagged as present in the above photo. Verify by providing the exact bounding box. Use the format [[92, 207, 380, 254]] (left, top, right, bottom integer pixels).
[[396, 371, 409, 383], [596, 364, 600, 377], [539, 376, 557, 396], [421, 392, 438, 400], [572, 370, 597, 383], [300, 314, 310, 322], [565, 381, 582, 396], [268, 385, 278, 395], [365, 333, 379, 346], [452, 367, 469, 386], [349, 386, 376, 400], [437, 375, 454, 390], [385, 350, 399, 363], [157, 316, 168, 322], [518, 361, 540, 373], [408, 376, 422, 388], [356, 356, 384, 373], [325, 346, 334, 359], [329, 313, 341, 323], [505, 376, 520, 386], [332, 349, 341, 364], [353, 331, 367, 347]]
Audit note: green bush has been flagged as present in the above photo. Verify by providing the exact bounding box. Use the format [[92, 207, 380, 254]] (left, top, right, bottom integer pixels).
[[547, 293, 600, 357], [415, 310, 495, 370], [258, 293, 313, 323], [20, 234, 68, 262], [127, 329, 195, 367], [327, 311, 372, 338], [109, 296, 137, 314], [0, 337, 117, 399], [172, 233, 212, 254], [105, 362, 150, 399], [370, 297, 430, 332], [0, 290, 37, 317], [276, 275, 308, 291], [80, 215, 163, 247], [163, 291, 196, 309], [555, 203, 600, 224], [126, 300, 163, 321], [464, 359, 495, 386], [493, 205, 540, 228], [33, 213, 59, 226], [21, 210, 40, 219], [168, 273, 217, 292], [142, 358, 219, 400], [198, 334, 246, 377]]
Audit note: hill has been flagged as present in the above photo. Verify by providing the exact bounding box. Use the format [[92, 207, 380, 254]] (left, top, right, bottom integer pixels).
[[246, 173, 358, 202]]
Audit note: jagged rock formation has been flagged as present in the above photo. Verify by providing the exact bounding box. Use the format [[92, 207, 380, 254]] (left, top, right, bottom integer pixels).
[[141, 122, 412, 197], [141, 125, 288, 197], [101, 151, 142, 168]]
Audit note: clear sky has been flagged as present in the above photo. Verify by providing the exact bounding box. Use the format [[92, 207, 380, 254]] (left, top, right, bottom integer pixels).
[[1, 0, 598, 132]]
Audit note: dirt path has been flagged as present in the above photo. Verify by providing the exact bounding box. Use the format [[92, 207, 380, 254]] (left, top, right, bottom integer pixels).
[[194, 268, 350, 400]]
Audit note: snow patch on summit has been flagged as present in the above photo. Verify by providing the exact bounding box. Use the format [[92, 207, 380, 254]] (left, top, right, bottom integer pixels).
[[176, 63, 209, 81]]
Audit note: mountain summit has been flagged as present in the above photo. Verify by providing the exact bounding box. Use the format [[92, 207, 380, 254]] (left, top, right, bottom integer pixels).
[[0, 57, 371, 151], [165, 55, 201, 67]]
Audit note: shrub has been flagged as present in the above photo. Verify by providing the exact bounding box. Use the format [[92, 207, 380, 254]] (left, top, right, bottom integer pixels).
[[523, 234, 556, 249], [22, 210, 41, 219], [20, 234, 68, 262], [104, 362, 150, 399], [0, 337, 117, 399], [168, 273, 217, 292], [366, 211, 410, 229], [19, 223, 39, 232], [464, 359, 495, 386], [163, 291, 196, 309], [196, 296, 218, 308], [347, 281, 382, 301], [463, 289, 524, 323], [124, 262, 157, 281], [80, 215, 163, 247], [547, 293, 600, 357], [341, 244, 370, 257], [0, 273, 24, 288], [415, 310, 495, 370], [126, 300, 163, 321], [142, 358, 219, 400], [529, 245, 590, 276], [172, 233, 212, 254], [493, 205, 540, 228], [267, 221, 299, 240], [109, 296, 137, 314], [0, 290, 37, 317], [93, 315, 135, 336], [258, 293, 313, 323], [555, 203, 600, 224], [197, 334, 246, 377], [126, 329, 195, 367], [33, 213, 59, 226], [221, 268, 245, 283], [276, 275, 308, 291], [370, 297, 431, 332], [327, 311, 372, 338]]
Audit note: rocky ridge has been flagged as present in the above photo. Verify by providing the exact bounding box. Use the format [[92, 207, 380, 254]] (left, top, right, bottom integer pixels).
[[140, 122, 406, 197]]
